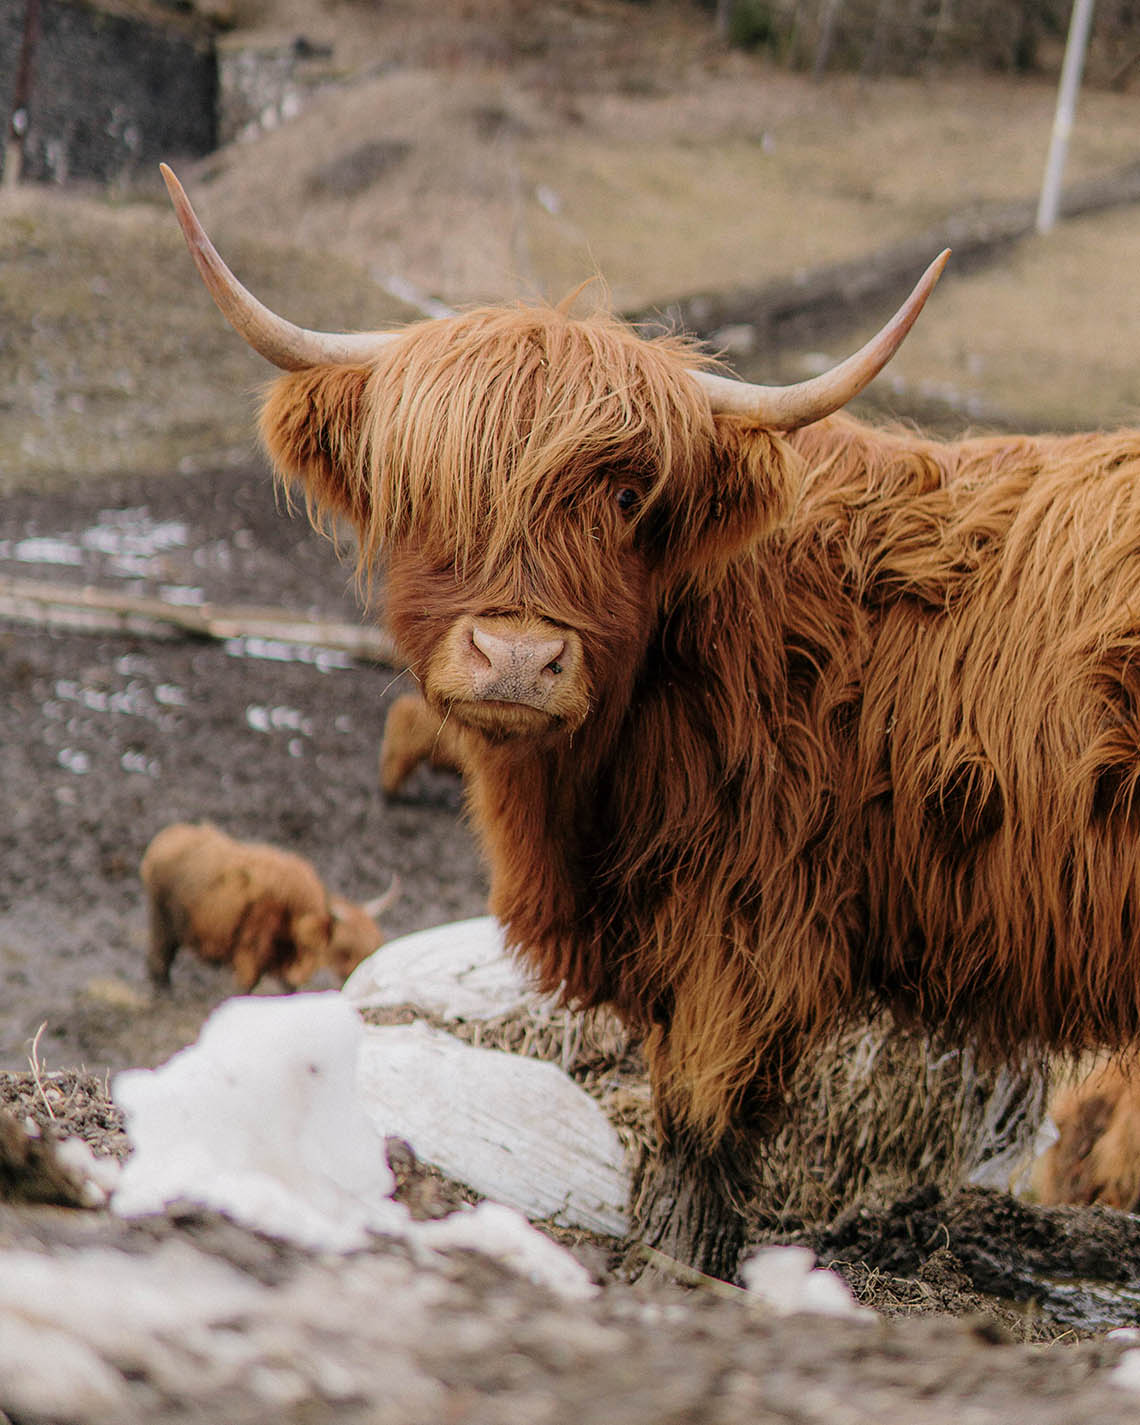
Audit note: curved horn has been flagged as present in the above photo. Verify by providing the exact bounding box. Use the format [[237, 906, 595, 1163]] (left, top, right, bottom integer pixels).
[[692, 249, 950, 430], [361, 874, 401, 921], [160, 163, 400, 371]]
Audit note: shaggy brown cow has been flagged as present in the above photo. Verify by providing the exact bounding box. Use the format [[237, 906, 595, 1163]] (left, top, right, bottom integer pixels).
[[162, 165, 1140, 1277], [380, 692, 465, 796], [1034, 1057, 1140, 1212], [141, 821, 398, 993]]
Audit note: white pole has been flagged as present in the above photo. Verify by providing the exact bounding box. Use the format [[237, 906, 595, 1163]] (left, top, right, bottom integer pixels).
[[1036, 0, 1097, 234]]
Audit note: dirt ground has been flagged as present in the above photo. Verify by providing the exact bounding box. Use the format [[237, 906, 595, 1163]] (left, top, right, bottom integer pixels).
[[0, 459, 488, 1073], [7, 3, 1140, 1420]]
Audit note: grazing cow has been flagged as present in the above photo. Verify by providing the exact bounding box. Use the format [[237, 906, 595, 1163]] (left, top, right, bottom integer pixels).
[[380, 692, 466, 796], [1034, 1057, 1140, 1212], [162, 164, 1140, 1278], [141, 821, 398, 993]]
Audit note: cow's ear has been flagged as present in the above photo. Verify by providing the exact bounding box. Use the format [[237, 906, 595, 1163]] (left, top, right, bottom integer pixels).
[[665, 417, 798, 577], [259, 364, 373, 528]]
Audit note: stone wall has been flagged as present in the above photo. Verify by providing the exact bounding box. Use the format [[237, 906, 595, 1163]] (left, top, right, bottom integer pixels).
[[0, 0, 217, 184]]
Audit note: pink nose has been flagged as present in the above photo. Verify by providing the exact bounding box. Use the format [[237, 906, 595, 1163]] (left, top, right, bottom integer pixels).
[[468, 623, 567, 706]]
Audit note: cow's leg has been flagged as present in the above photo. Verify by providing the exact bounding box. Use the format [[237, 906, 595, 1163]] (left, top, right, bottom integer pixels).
[[633, 1123, 756, 1282], [380, 694, 443, 796], [380, 693, 465, 796], [145, 893, 180, 989], [229, 899, 282, 993]]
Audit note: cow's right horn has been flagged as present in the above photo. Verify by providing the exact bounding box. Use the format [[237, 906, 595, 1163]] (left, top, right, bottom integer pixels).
[[362, 874, 401, 921], [161, 164, 400, 371], [691, 248, 949, 431]]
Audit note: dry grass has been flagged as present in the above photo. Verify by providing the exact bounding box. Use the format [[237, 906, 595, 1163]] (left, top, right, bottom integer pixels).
[[0, 185, 416, 488]]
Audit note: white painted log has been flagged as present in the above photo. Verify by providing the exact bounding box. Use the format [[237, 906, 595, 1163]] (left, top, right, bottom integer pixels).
[[356, 1021, 631, 1237], [343, 915, 551, 1021]]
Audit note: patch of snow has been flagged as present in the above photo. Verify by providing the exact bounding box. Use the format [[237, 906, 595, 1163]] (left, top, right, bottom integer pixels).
[[107, 992, 605, 1299], [415, 1201, 597, 1300], [158, 585, 207, 605], [1113, 1348, 1140, 1393], [740, 1245, 874, 1321], [9, 536, 84, 566], [112, 993, 406, 1252], [226, 637, 352, 671], [52, 1136, 122, 1206], [245, 704, 314, 736]]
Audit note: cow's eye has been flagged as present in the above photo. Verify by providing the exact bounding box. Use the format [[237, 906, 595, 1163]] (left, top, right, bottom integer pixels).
[[615, 487, 639, 513]]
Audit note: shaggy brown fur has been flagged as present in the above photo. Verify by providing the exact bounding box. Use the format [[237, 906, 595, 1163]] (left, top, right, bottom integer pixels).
[[258, 298, 1140, 1274], [1034, 1055, 1140, 1211], [141, 822, 393, 992]]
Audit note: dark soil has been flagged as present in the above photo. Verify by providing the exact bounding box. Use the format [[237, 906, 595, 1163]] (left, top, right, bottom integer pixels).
[[5, 459, 1140, 1422]]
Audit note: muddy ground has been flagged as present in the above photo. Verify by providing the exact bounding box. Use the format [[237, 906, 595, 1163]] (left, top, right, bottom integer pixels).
[[0, 459, 488, 1075]]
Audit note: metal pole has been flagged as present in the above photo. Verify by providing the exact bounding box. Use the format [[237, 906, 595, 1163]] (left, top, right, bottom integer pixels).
[[1036, 0, 1096, 234]]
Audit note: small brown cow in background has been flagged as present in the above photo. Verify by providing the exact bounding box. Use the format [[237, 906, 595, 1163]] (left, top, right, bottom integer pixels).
[[141, 822, 398, 993], [380, 693, 465, 797], [1034, 1056, 1140, 1212]]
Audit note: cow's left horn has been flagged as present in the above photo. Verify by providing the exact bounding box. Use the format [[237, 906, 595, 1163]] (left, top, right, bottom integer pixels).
[[691, 249, 950, 431], [160, 164, 400, 371]]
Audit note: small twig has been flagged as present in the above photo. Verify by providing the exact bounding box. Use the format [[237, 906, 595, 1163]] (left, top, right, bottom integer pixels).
[[628, 1242, 748, 1300], [27, 1020, 56, 1120]]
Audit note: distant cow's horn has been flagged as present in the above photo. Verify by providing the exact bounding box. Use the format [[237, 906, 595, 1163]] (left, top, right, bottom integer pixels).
[[362, 874, 401, 921], [691, 249, 949, 431], [160, 164, 400, 371]]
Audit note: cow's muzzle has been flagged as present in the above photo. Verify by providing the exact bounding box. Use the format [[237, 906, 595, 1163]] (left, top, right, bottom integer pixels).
[[426, 615, 589, 735]]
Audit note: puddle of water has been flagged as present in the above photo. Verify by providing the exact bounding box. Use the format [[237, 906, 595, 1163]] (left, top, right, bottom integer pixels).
[[245, 705, 314, 737], [224, 636, 352, 672]]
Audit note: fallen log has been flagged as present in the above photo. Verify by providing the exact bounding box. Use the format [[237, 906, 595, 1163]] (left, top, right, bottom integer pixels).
[[0, 575, 396, 664]]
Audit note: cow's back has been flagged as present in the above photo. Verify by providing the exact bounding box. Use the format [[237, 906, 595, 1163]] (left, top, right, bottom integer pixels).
[[792, 418, 1140, 1056]]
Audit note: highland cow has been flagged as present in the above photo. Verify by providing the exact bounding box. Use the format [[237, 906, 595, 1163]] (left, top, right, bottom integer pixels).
[[1034, 1057, 1140, 1212], [141, 821, 398, 993], [162, 163, 1140, 1278]]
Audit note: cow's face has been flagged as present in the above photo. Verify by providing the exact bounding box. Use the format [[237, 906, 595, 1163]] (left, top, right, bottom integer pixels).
[[160, 167, 943, 745], [261, 308, 796, 747], [324, 898, 383, 980], [160, 166, 942, 749]]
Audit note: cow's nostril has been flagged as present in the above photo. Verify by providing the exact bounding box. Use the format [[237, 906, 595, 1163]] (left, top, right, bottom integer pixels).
[[469, 627, 495, 667]]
